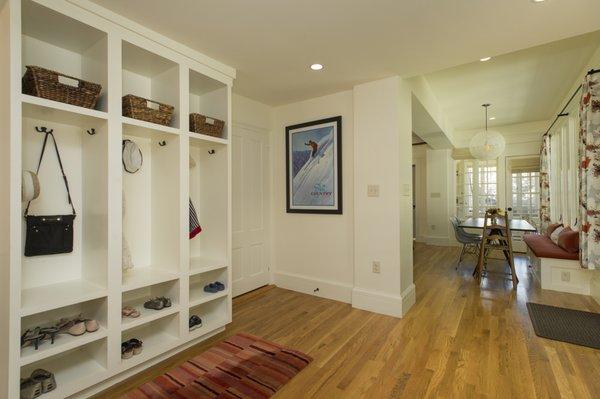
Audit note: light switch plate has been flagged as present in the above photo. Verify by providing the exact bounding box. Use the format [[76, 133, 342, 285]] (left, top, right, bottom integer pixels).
[[367, 184, 380, 197]]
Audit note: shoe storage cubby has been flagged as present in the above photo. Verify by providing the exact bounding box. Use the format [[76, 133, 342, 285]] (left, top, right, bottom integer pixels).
[[21, 0, 108, 112], [122, 280, 180, 331], [189, 268, 228, 307], [189, 137, 228, 273], [122, 41, 180, 129], [189, 297, 228, 338], [20, 297, 107, 367], [20, 339, 108, 399], [122, 127, 181, 291], [189, 69, 228, 140], [3, 1, 232, 396], [20, 114, 109, 316], [121, 313, 180, 365]]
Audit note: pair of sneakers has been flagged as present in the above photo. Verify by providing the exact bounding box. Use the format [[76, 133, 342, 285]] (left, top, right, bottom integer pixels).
[[203, 281, 225, 293], [143, 296, 172, 310], [121, 338, 143, 359], [20, 369, 55, 399], [189, 315, 202, 331]]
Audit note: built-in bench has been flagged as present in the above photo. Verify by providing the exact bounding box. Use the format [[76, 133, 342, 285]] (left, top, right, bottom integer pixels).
[[524, 233, 591, 295]]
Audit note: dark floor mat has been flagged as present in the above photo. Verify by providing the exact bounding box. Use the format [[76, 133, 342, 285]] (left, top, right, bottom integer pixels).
[[526, 302, 600, 349]]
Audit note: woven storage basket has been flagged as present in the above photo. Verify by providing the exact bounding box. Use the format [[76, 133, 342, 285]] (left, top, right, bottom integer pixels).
[[22, 65, 102, 109], [189, 113, 225, 138], [122, 94, 174, 126]]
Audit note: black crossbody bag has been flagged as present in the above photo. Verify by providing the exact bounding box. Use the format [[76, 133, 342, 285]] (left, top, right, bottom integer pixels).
[[24, 131, 76, 257]]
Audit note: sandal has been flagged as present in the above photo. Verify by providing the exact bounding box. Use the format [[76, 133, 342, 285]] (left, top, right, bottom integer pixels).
[[21, 328, 43, 350], [122, 306, 140, 318], [73, 316, 99, 333], [57, 318, 86, 336], [39, 327, 59, 344], [20, 378, 42, 399], [30, 369, 56, 394], [129, 338, 143, 355], [157, 296, 172, 308], [203, 283, 219, 293], [121, 342, 133, 359], [143, 298, 164, 310]]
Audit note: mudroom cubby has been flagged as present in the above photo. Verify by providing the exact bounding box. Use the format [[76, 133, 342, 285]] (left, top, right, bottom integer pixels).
[[189, 68, 228, 141], [122, 41, 180, 128], [189, 268, 229, 308], [20, 339, 108, 399], [188, 297, 229, 338], [189, 137, 228, 272], [20, 112, 109, 316], [21, 0, 108, 112], [122, 280, 180, 331], [121, 313, 180, 366], [3, 1, 233, 396], [122, 126, 182, 291], [20, 297, 108, 367]]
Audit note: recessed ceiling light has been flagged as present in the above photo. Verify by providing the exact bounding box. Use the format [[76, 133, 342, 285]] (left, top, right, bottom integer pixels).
[[489, 117, 496, 120], [480, 56, 492, 62], [310, 63, 324, 71], [532, 0, 545, 3]]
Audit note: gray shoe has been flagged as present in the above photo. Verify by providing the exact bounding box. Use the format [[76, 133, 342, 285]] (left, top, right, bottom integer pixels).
[[20, 378, 42, 399], [30, 369, 56, 393]]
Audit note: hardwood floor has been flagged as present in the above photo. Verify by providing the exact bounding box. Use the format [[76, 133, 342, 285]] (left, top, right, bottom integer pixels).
[[98, 243, 600, 398]]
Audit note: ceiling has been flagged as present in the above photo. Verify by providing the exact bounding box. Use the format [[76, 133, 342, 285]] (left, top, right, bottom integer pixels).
[[89, 0, 600, 106], [424, 31, 600, 131]]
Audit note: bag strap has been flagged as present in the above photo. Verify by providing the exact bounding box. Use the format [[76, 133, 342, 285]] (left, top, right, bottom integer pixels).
[[25, 131, 76, 216]]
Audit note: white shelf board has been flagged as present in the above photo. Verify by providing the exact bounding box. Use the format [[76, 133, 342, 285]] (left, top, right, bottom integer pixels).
[[122, 116, 181, 136], [21, 94, 108, 125], [189, 289, 229, 308], [20, 327, 107, 367], [122, 267, 180, 292], [21, 280, 107, 317], [187, 132, 228, 145], [122, 302, 180, 331], [189, 257, 228, 276]]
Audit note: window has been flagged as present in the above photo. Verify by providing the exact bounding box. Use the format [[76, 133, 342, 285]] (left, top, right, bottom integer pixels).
[[511, 171, 540, 228], [456, 159, 497, 218]]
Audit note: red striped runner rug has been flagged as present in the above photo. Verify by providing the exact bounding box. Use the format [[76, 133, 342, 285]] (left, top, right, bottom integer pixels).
[[122, 332, 312, 398]]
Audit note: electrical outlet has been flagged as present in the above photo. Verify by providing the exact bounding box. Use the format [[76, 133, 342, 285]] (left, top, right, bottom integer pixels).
[[372, 261, 381, 274], [561, 271, 570, 282], [367, 184, 380, 197], [431, 224, 436, 231]]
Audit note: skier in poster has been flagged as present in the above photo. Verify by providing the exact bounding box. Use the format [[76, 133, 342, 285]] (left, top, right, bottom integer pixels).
[[305, 140, 319, 158]]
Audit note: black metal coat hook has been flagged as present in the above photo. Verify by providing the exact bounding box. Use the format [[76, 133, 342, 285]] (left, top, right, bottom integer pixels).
[[35, 126, 53, 134], [208, 149, 215, 155], [87, 128, 96, 135], [158, 140, 167, 147]]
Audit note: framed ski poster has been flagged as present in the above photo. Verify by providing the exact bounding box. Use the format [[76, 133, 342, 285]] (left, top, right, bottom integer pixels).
[[285, 116, 342, 214]]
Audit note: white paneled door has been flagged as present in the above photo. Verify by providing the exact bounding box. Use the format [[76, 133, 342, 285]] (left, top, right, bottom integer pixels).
[[232, 124, 271, 296]]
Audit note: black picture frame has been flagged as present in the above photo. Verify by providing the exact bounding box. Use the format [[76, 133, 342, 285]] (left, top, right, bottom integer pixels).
[[285, 116, 342, 214]]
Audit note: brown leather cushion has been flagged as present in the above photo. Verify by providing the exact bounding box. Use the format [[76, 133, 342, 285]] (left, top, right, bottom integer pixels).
[[523, 234, 579, 260], [546, 223, 563, 238], [557, 227, 579, 254]]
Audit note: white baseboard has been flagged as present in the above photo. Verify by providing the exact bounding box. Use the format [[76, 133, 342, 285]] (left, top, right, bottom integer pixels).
[[273, 271, 353, 303], [351, 284, 416, 318]]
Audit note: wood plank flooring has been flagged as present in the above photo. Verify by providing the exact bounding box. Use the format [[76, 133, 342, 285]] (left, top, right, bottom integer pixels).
[[97, 243, 600, 398]]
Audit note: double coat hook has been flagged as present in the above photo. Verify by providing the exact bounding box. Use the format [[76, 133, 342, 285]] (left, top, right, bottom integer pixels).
[[35, 126, 53, 134]]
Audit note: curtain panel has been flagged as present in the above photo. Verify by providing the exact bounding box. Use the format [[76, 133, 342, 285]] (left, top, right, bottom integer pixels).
[[579, 73, 600, 269], [539, 134, 551, 234]]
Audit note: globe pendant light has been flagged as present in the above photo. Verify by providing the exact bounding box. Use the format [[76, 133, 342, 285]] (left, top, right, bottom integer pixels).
[[469, 103, 505, 160]]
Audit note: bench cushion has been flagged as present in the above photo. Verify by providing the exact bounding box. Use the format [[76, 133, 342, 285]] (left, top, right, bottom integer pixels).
[[524, 234, 579, 260]]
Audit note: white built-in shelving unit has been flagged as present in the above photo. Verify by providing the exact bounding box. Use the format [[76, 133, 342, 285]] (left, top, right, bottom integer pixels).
[[1, 0, 234, 397]]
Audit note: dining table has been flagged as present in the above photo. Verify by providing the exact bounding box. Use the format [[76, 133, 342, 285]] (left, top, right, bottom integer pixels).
[[458, 217, 538, 233]]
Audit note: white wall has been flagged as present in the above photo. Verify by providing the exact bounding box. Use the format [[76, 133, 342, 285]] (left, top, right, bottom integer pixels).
[[271, 91, 355, 303], [425, 149, 455, 246], [353, 77, 414, 317], [412, 145, 428, 242]]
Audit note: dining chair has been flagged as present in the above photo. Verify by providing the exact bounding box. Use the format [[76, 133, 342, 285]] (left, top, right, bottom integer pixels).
[[450, 216, 482, 270]]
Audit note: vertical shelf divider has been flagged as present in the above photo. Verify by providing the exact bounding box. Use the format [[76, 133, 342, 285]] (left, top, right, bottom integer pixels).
[[179, 64, 191, 338]]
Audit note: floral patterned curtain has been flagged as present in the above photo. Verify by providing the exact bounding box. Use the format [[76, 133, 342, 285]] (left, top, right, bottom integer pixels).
[[539, 134, 551, 233], [579, 73, 600, 269]]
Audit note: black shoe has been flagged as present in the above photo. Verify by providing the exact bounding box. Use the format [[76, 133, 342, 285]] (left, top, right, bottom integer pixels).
[[189, 315, 202, 330]]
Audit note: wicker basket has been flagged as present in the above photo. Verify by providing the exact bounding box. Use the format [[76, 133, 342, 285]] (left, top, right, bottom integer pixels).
[[189, 113, 225, 138], [122, 94, 174, 126], [22, 65, 102, 109]]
